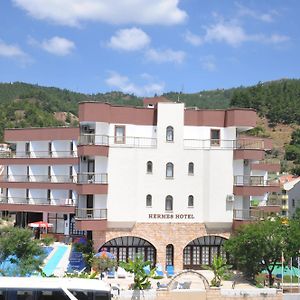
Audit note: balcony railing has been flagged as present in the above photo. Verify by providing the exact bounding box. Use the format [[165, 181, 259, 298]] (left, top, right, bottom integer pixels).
[[1, 175, 76, 183], [183, 138, 268, 150], [0, 196, 75, 206], [75, 208, 107, 219], [78, 134, 157, 148], [233, 209, 276, 220], [77, 173, 108, 184], [0, 151, 77, 158], [234, 176, 280, 186]]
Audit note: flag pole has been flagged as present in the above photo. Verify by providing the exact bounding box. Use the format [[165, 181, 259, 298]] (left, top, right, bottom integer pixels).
[[282, 251, 284, 289]]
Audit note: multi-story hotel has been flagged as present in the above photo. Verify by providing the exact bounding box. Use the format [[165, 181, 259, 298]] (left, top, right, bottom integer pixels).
[[0, 99, 280, 270]]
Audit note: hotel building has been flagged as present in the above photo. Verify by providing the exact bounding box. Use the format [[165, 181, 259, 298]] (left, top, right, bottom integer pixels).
[[0, 99, 280, 270]]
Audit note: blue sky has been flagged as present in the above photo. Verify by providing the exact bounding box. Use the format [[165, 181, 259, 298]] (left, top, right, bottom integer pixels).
[[0, 0, 299, 96]]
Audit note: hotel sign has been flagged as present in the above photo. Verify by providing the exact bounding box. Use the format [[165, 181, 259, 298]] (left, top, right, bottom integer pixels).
[[148, 213, 194, 219]]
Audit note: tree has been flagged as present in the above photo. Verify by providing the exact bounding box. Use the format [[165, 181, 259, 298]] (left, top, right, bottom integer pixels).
[[224, 218, 300, 287], [209, 255, 232, 287], [119, 255, 156, 290], [0, 226, 45, 276]]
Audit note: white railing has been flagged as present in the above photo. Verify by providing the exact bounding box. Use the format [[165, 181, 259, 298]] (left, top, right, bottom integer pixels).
[[233, 209, 275, 220], [77, 173, 108, 184], [75, 208, 107, 219], [0, 196, 75, 206], [0, 151, 77, 158], [78, 134, 157, 148], [1, 175, 76, 183]]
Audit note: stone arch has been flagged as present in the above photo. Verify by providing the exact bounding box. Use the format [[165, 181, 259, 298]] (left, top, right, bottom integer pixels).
[[99, 235, 157, 265], [167, 270, 210, 290], [183, 235, 228, 269]]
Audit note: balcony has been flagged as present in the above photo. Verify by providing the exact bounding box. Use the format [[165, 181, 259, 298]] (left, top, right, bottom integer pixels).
[[232, 208, 280, 230], [0, 175, 76, 190], [75, 208, 107, 230], [0, 196, 75, 213], [0, 151, 78, 165], [251, 159, 281, 173], [233, 175, 280, 196], [78, 134, 157, 148], [76, 173, 108, 194]]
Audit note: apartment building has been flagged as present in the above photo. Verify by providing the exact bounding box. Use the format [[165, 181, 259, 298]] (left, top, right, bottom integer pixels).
[[0, 100, 280, 270]]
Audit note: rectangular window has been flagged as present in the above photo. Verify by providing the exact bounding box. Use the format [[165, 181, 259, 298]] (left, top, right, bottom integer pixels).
[[48, 213, 64, 234], [47, 189, 51, 203], [210, 129, 220, 146], [70, 141, 74, 156], [114, 125, 125, 144]]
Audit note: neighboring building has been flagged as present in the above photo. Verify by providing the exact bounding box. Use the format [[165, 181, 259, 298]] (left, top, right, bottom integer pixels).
[[268, 175, 300, 218], [0, 101, 280, 270]]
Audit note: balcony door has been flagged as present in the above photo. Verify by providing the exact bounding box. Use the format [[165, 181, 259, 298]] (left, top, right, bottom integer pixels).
[[87, 159, 95, 182], [86, 195, 93, 218]]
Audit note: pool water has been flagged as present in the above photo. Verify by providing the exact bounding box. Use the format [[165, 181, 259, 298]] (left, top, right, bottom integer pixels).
[[42, 245, 68, 276]]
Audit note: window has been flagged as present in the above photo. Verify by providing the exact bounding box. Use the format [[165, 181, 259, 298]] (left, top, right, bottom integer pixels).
[[146, 194, 152, 207], [166, 126, 174, 142], [115, 125, 125, 144], [147, 161, 153, 173], [26, 189, 29, 202], [70, 141, 74, 156], [211, 129, 220, 146], [188, 195, 194, 207], [166, 162, 174, 178], [188, 162, 194, 175], [47, 189, 51, 203], [165, 195, 173, 211], [166, 244, 174, 266], [292, 198, 295, 207]]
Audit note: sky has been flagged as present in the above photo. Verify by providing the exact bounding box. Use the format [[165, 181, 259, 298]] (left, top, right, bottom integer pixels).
[[0, 0, 299, 96]]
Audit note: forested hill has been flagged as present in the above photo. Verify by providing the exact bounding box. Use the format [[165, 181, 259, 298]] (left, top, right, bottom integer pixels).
[[0, 79, 300, 141]]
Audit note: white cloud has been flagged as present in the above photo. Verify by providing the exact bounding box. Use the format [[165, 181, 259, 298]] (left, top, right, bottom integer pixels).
[[29, 36, 75, 56], [105, 71, 165, 96], [236, 3, 278, 23], [12, 0, 187, 27], [0, 40, 31, 64], [108, 27, 150, 51], [200, 55, 216, 72], [204, 22, 248, 47], [202, 21, 289, 47], [266, 34, 290, 44], [145, 48, 185, 64], [184, 30, 202, 46]]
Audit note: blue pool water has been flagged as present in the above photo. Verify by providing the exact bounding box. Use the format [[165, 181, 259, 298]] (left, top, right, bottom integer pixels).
[[42, 245, 68, 276]]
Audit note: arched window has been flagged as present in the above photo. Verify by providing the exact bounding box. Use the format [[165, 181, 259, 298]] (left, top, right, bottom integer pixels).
[[147, 161, 153, 173], [165, 195, 173, 211], [166, 162, 174, 178], [188, 162, 194, 175], [146, 194, 152, 207], [166, 126, 174, 142], [188, 195, 194, 207], [166, 244, 174, 266]]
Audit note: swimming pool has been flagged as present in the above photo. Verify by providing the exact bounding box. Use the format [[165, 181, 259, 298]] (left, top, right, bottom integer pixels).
[[42, 245, 68, 276]]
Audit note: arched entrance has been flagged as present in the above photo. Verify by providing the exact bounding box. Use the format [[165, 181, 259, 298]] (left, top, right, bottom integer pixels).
[[183, 235, 227, 269], [99, 236, 157, 265]]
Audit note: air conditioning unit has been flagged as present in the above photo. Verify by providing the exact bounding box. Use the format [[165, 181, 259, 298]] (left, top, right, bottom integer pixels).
[[226, 194, 235, 202]]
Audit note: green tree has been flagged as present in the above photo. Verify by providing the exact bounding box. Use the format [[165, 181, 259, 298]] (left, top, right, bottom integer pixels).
[[119, 255, 156, 290], [0, 226, 45, 276], [209, 255, 232, 287], [224, 218, 300, 287]]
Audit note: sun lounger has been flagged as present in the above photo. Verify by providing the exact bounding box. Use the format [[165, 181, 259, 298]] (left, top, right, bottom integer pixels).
[[107, 268, 115, 278], [166, 265, 174, 277], [155, 264, 164, 277], [117, 266, 127, 278], [143, 265, 150, 275]]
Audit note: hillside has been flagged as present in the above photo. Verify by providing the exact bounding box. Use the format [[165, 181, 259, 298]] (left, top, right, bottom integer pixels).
[[0, 80, 300, 166]]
